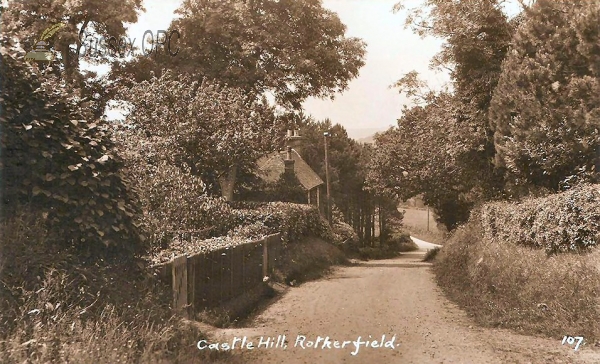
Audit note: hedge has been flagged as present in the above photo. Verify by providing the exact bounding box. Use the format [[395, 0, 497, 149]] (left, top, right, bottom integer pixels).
[[480, 184, 600, 253]]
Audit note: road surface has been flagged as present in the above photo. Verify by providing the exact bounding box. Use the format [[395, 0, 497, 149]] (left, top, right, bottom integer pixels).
[[205, 237, 600, 363]]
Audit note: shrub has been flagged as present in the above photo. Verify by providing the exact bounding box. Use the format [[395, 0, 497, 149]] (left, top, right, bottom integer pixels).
[[385, 231, 414, 252], [480, 183, 600, 254], [0, 210, 231, 363], [331, 220, 359, 245], [230, 202, 335, 245], [114, 128, 239, 251], [435, 218, 600, 341], [1, 51, 142, 256], [423, 246, 440, 262]]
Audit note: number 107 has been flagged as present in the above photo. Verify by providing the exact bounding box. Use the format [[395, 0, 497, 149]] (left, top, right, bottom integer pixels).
[[562, 336, 584, 350]]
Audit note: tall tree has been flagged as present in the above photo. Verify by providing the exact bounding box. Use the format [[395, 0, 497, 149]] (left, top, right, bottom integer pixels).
[[394, 0, 516, 196], [115, 0, 366, 110], [490, 0, 600, 195], [2, 0, 143, 82], [121, 71, 279, 201], [369, 93, 479, 230]]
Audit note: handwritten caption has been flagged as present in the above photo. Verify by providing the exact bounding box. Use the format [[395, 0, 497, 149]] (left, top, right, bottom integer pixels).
[[562, 336, 584, 351]]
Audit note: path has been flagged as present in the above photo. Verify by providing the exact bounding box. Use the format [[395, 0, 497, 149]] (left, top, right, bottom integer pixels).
[[204, 237, 600, 363]]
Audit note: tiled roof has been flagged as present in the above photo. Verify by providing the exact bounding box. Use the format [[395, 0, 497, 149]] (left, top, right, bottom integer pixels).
[[257, 149, 324, 191]]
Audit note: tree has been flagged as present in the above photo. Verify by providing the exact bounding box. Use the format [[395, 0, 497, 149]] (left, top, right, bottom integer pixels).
[[381, 0, 518, 228], [116, 0, 366, 110], [369, 93, 480, 230], [395, 0, 516, 195], [0, 48, 142, 256], [2, 0, 143, 82], [298, 118, 385, 244], [489, 0, 600, 195], [121, 71, 279, 201]]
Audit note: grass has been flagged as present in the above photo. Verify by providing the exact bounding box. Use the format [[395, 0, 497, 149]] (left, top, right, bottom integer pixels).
[[271, 236, 349, 286], [400, 207, 447, 245], [0, 210, 234, 364], [423, 246, 440, 262], [434, 219, 600, 343]]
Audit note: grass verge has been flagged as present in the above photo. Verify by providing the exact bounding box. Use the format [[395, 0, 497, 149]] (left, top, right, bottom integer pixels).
[[434, 219, 600, 343], [271, 236, 348, 286], [0, 210, 233, 363]]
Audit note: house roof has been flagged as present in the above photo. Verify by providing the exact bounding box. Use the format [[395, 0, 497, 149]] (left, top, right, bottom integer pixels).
[[257, 149, 324, 191]]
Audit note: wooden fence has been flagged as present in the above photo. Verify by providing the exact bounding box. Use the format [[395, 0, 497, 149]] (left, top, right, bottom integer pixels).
[[155, 233, 283, 317]]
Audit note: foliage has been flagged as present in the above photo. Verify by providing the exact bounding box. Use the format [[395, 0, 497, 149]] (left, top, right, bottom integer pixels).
[[120, 0, 366, 110], [119, 70, 279, 200], [149, 202, 336, 264], [490, 0, 600, 193], [384, 231, 414, 252], [434, 216, 600, 341], [113, 126, 240, 252], [422, 246, 440, 262], [0, 210, 229, 364], [241, 170, 308, 204], [299, 118, 382, 243], [230, 202, 335, 246], [0, 49, 142, 256], [479, 184, 600, 254], [2, 0, 142, 71], [378, 0, 517, 230], [369, 95, 479, 230]]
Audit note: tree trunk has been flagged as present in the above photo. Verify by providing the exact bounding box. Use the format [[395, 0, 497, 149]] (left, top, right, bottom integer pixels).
[[218, 165, 238, 201]]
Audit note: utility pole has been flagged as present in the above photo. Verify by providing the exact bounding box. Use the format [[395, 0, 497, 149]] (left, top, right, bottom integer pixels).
[[323, 131, 331, 223], [427, 206, 430, 232]]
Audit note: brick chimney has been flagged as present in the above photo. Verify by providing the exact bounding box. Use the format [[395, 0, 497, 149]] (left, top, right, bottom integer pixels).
[[284, 128, 304, 177], [284, 146, 295, 175]]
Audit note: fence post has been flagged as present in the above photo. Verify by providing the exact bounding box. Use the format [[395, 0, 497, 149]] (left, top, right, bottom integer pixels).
[[187, 256, 195, 319], [263, 237, 268, 278], [172, 255, 188, 318]]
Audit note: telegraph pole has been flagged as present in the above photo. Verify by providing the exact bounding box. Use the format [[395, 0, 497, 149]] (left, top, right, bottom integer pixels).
[[324, 132, 331, 223]]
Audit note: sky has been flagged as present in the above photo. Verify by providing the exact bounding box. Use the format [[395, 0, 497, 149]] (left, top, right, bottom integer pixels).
[[98, 0, 522, 138]]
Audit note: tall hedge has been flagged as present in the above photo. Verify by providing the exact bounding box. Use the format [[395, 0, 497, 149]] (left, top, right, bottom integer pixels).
[[0, 50, 142, 256], [480, 184, 600, 254]]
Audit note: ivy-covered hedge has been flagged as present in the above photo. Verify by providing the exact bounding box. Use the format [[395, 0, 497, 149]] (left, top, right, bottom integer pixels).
[[480, 184, 600, 254], [150, 202, 337, 264], [228, 202, 335, 245]]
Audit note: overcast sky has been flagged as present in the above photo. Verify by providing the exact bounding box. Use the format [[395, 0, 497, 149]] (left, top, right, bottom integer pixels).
[[100, 0, 522, 137]]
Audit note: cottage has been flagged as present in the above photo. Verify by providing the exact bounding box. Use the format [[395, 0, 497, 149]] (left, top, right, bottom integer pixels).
[[256, 130, 324, 209]]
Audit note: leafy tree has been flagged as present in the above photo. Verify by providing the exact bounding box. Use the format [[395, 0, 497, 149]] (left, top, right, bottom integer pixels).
[[369, 94, 479, 230], [0, 49, 142, 256], [120, 71, 279, 201], [2, 0, 143, 81], [298, 118, 387, 243], [116, 0, 366, 109], [395, 0, 516, 195], [380, 0, 518, 228], [490, 0, 600, 194], [1, 1, 144, 123]]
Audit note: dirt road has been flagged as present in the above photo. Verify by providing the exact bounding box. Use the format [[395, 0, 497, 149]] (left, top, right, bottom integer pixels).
[[207, 238, 600, 363]]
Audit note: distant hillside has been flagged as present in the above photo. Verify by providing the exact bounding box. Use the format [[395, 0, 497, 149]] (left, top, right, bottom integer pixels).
[[357, 134, 375, 144], [346, 127, 390, 143]]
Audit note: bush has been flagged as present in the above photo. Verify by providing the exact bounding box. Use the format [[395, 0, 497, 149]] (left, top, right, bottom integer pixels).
[[480, 183, 600, 254], [115, 128, 239, 252], [229, 202, 335, 245], [423, 246, 440, 262], [1, 52, 142, 256], [331, 220, 359, 245], [434, 217, 600, 341], [385, 232, 415, 252], [0, 210, 230, 363]]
